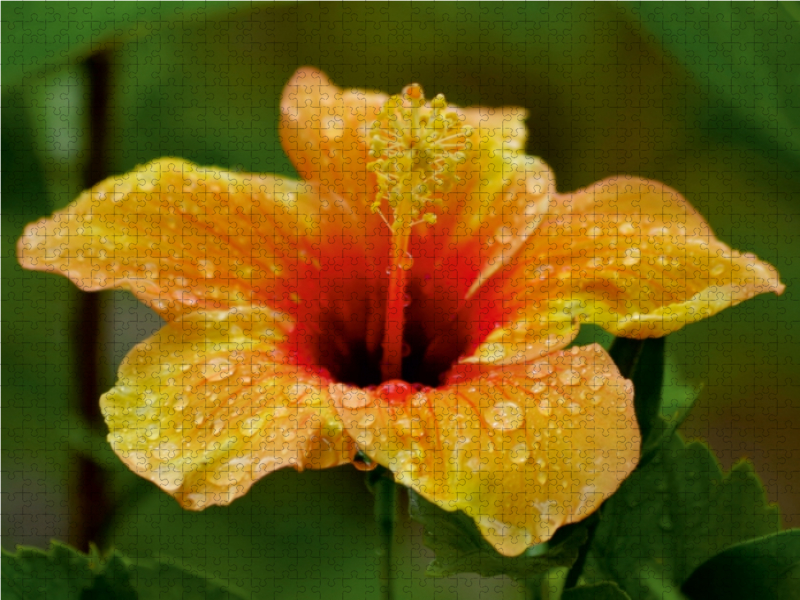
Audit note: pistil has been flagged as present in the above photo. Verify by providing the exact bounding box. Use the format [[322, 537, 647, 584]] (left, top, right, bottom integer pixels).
[[368, 84, 471, 382], [380, 225, 412, 381]]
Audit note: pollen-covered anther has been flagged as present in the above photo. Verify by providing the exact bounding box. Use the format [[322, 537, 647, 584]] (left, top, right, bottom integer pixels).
[[367, 84, 473, 233]]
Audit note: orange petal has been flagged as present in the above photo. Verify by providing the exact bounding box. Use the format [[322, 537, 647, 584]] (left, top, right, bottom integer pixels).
[[332, 344, 639, 557], [465, 176, 785, 362], [101, 307, 355, 510], [279, 67, 387, 205], [16, 158, 385, 323], [408, 153, 556, 371]]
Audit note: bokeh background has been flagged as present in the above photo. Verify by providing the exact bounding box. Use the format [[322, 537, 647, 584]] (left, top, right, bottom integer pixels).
[[3, 3, 799, 598]]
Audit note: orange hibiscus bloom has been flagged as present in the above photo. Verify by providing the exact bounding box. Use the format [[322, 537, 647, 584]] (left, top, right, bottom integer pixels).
[[18, 68, 784, 556]]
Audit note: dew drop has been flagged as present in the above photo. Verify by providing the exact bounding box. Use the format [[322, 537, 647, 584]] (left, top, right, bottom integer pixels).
[[378, 380, 412, 406], [333, 384, 371, 409], [510, 442, 530, 464], [537, 398, 551, 416], [619, 221, 636, 236], [710, 263, 725, 277], [587, 256, 604, 269], [527, 362, 554, 379], [397, 253, 414, 271], [239, 416, 260, 438], [558, 369, 581, 386], [402, 293, 412, 307], [536, 471, 548, 485], [402, 342, 412, 357], [530, 381, 546, 395], [357, 430, 374, 446], [622, 247, 641, 267], [587, 375, 605, 392], [484, 401, 524, 431]]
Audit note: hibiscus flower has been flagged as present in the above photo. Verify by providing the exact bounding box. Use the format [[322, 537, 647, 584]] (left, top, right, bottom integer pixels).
[[17, 67, 784, 557]]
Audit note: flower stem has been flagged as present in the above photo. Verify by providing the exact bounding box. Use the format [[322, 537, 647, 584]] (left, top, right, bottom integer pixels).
[[373, 468, 398, 600], [380, 229, 411, 381]]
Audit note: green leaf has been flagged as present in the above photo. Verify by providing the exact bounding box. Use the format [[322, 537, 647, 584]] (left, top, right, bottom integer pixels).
[[608, 337, 665, 442], [682, 529, 800, 600], [579, 434, 781, 599], [0, 542, 247, 600], [626, 3, 800, 169], [408, 491, 587, 582], [607, 337, 698, 469], [1, 543, 97, 600], [2, 2, 246, 86], [562, 582, 632, 600]]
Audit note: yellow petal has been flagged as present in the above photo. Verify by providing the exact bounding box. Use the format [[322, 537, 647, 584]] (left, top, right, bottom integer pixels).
[[465, 176, 785, 363], [16, 158, 386, 324], [333, 344, 639, 557], [101, 307, 355, 509]]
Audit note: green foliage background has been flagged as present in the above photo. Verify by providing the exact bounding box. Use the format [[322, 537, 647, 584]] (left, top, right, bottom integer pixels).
[[3, 2, 799, 598]]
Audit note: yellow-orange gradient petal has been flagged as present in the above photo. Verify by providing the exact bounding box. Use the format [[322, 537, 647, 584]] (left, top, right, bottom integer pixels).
[[332, 344, 639, 557], [17, 158, 386, 324], [101, 307, 355, 510], [280, 67, 388, 205], [464, 176, 785, 364]]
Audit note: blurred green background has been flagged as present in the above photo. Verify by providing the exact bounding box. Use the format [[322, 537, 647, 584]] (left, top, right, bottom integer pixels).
[[3, 2, 798, 598]]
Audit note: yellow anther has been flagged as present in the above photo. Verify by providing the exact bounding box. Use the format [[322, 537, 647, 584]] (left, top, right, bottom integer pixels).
[[367, 83, 471, 233]]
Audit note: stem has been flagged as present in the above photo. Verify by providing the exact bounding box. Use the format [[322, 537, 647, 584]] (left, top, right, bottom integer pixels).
[[373, 469, 398, 600], [71, 49, 112, 552], [380, 229, 411, 381]]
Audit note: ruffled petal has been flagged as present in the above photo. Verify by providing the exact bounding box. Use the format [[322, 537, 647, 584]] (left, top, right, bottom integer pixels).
[[464, 176, 785, 363], [17, 158, 385, 324], [101, 307, 355, 510], [332, 344, 639, 557]]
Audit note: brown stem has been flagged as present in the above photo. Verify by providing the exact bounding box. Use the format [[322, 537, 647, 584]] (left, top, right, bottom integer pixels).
[[70, 50, 112, 552]]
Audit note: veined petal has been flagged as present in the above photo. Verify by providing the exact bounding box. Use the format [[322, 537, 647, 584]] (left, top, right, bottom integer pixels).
[[17, 158, 382, 322], [465, 176, 785, 363], [333, 344, 639, 557], [101, 307, 355, 510]]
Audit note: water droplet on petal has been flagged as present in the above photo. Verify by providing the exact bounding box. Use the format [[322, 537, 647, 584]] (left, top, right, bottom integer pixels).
[[527, 362, 554, 379], [536, 471, 548, 485], [530, 381, 546, 395], [378, 380, 412, 406], [484, 401, 524, 431], [588, 375, 605, 391], [710, 263, 725, 277], [239, 416, 261, 438], [510, 442, 529, 464], [619, 221, 636, 236], [397, 253, 414, 271], [622, 247, 641, 267], [558, 369, 581, 386], [357, 430, 374, 446], [466, 456, 483, 471]]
